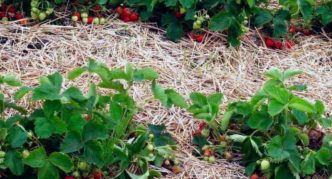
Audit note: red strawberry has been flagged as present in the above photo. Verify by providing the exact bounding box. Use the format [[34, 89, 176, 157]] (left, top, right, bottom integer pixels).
[[203, 148, 213, 156], [0, 12, 6, 18], [85, 115, 91, 121], [303, 29, 311, 36], [250, 173, 259, 179], [129, 12, 139, 21], [94, 172, 102, 179], [175, 10, 182, 18], [7, 6, 16, 13], [195, 35, 204, 42], [285, 40, 295, 49], [15, 12, 24, 20], [121, 16, 130, 22], [122, 8, 130, 17], [194, 130, 202, 136], [289, 26, 297, 34], [274, 41, 283, 49], [64, 176, 75, 179], [87, 16, 94, 24], [265, 38, 274, 48], [198, 122, 207, 130], [93, 4, 102, 11], [72, 12, 81, 21], [116, 6, 123, 14]]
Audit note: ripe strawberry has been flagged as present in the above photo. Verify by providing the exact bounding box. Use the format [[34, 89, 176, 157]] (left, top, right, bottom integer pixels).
[[65, 176, 75, 179], [198, 122, 207, 130], [193, 130, 202, 136], [289, 26, 297, 34], [195, 35, 204, 43], [122, 8, 130, 17], [72, 12, 81, 21], [7, 6, 16, 13], [285, 40, 295, 49], [175, 10, 182, 18], [129, 12, 139, 21], [250, 173, 259, 179], [274, 41, 283, 49], [172, 166, 181, 174], [121, 16, 130, 22], [303, 29, 311, 36], [87, 16, 94, 24], [94, 172, 102, 179], [15, 12, 24, 20], [116, 6, 123, 14], [264, 38, 274, 48], [0, 12, 6, 18], [93, 4, 102, 12]]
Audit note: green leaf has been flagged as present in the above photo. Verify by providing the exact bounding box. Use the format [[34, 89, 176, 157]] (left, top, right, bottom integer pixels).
[[127, 170, 150, 179], [6, 127, 27, 148], [315, 147, 331, 166], [84, 140, 104, 167], [60, 131, 83, 153], [273, 10, 290, 37], [221, 110, 233, 131], [316, 6, 332, 25], [165, 89, 188, 108], [246, 0, 255, 7], [34, 117, 55, 139], [254, 9, 273, 27], [23, 147, 47, 168], [291, 109, 308, 125], [3, 75, 21, 86], [301, 153, 315, 175], [265, 67, 283, 81], [209, 11, 232, 32], [152, 81, 168, 107], [32, 73, 63, 101], [4, 150, 24, 176], [247, 112, 273, 131], [322, 134, 332, 152], [49, 152, 74, 173], [0, 128, 8, 141], [97, 0, 108, 5], [134, 68, 159, 81], [207, 93, 223, 105], [267, 134, 297, 161], [67, 67, 86, 80], [179, 0, 195, 8], [245, 162, 257, 176], [14, 86, 32, 101], [166, 23, 183, 42], [38, 162, 60, 179], [67, 114, 87, 132], [229, 134, 248, 143], [163, 0, 177, 7], [263, 83, 290, 104], [268, 99, 287, 116], [190, 93, 208, 105], [275, 164, 296, 179], [82, 121, 108, 142], [283, 69, 302, 81], [289, 97, 315, 113]]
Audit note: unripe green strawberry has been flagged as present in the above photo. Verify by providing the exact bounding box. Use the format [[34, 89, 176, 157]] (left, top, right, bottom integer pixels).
[[0, 158, 4, 164], [208, 156, 216, 164], [329, 141, 332, 147], [22, 150, 30, 158], [27, 131, 33, 138], [31, 1, 38, 7], [203, 156, 209, 161], [78, 161, 88, 171], [193, 22, 200, 30], [82, 17, 88, 24], [81, 12, 88, 18], [260, 159, 270, 171], [174, 159, 179, 165], [0, 151, 6, 158], [99, 17, 106, 24], [180, 7, 186, 14], [93, 17, 99, 25], [32, 7, 39, 13], [220, 141, 227, 148], [149, 134, 154, 139], [202, 145, 209, 151], [147, 144, 154, 151], [236, 0, 241, 4], [201, 129, 209, 137], [148, 153, 154, 158], [72, 171, 80, 177], [38, 12, 46, 21], [31, 12, 38, 20], [45, 8, 53, 15], [72, 16, 78, 22], [2, 17, 8, 22]]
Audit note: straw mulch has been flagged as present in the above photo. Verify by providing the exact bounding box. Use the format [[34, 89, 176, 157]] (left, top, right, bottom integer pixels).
[[0, 21, 331, 179]]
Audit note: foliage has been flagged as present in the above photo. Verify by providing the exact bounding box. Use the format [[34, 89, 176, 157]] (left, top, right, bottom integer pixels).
[[0, 60, 180, 178], [187, 68, 332, 178]]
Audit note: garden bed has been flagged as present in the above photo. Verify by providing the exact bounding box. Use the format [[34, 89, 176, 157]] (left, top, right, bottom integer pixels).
[[0, 23, 332, 178]]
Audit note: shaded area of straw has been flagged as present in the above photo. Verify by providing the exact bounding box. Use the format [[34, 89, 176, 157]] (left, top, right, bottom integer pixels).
[[0, 22, 331, 178]]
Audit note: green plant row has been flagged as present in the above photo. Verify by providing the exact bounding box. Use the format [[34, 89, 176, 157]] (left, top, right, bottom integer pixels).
[[1, 60, 331, 178], [1, 0, 331, 46]]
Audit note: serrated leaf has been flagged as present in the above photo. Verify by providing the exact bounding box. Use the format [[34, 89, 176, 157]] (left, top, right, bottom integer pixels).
[[301, 153, 315, 175], [4, 150, 24, 176], [152, 81, 168, 107], [267, 134, 297, 161], [209, 11, 232, 32], [3, 75, 21, 86], [6, 127, 27, 148], [49, 152, 74, 173], [268, 99, 287, 116], [315, 147, 331, 166], [289, 97, 315, 113], [250, 137, 263, 157], [165, 89, 188, 108], [60, 131, 83, 153], [255, 9, 273, 27], [229, 134, 248, 143], [38, 161, 60, 179], [179, 0, 195, 8], [14, 86, 32, 101], [32, 73, 63, 101], [221, 110, 233, 131], [283, 69, 302, 81], [247, 112, 273, 131], [264, 83, 290, 104], [82, 121, 108, 142], [291, 109, 308, 125], [23, 147, 47, 168], [67, 67, 86, 80]]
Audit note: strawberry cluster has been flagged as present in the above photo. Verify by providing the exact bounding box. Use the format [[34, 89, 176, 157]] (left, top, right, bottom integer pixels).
[[264, 38, 295, 49], [116, 6, 139, 22], [71, 11, 107, 25], [0, 5, 26, 24]]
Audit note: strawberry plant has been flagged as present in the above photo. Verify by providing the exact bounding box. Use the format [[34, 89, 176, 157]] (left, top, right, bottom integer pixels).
[[190, 67, 332, 178], [0, 59, 183, 178]]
